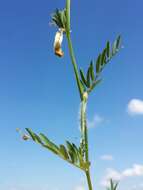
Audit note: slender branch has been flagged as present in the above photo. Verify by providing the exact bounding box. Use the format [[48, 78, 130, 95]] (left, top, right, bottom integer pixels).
[[66, 0, 70, 33], [65, 0, 83, 100], [66, 33, 83, 100], [86, 170, 93, 190]]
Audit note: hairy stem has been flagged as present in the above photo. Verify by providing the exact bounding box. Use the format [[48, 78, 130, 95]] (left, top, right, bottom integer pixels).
[[81, 98, 93, 190]]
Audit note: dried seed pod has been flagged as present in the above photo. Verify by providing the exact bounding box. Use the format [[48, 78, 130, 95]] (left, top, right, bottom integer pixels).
[[54, 28, 64, 57]]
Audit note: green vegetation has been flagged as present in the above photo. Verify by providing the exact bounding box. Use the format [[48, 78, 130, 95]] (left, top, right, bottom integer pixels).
[[22, 1, 122, 189]]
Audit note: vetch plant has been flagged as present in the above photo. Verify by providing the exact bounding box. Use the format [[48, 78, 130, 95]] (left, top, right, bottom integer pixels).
[[22, 1, 122, 190]]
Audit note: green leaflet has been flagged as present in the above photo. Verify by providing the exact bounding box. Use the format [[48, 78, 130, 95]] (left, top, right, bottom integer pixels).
[[26, 128, 42, 144], [26, 128, 36, 141], [43, 144, 59, 155], [60, 145, 69, 159], [80, 80, 86, 92], [61, 9, 66, 29], [96, 54, 101, 74], [106, 41, 110, 58], [107, 179, 118, 190], [66, 141, 89, 170], [71, 143, 79, 163], [39, 133, 60, 154], [72, 144, 84, 165], [88, 79, 102, 93], [33, 134, 43, 144], [86, 68, 91, 88], [112, 40, 117, 55], [112, 35, 121, 56], [114, 183, 118, 190], [55, 9, 63, 27], [101, 48, 107, 66], [80, 69, 88, 88], [66, 141, 76, 163], [111, 179, 114, 190], [74, 142, 90, 170], [116, 35, 121, 50], [89, 61, 95, 81], [52, 9, 67, 29]]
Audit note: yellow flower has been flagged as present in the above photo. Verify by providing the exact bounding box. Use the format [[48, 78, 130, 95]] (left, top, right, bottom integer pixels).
[[54, 28, 64, 57]]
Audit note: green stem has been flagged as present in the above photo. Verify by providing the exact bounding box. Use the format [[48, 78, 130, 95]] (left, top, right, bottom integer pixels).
[[66, 0, 83, 100], [66, 0, 70, 32], [81, 98, 93, 190], [66, 32, 83, 100], [86, 170, 93, 190], [66, 1, 93, 190], [80, 99, 88, 160]]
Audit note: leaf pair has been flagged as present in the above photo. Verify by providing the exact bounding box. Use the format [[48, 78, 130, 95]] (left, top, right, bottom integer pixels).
[[79, 35, 121, 94], [26, 128, 90, 171]]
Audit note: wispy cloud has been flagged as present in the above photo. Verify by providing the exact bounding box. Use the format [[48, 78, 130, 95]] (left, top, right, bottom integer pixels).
[[87, 114, 104, 128], [100, 155, 114, 161], [101, 164, 143, 187], [127, 99, 143, 115], [101, 168, 121, 187], [122, 164, 143, 177], [74, 185, 85, 190]]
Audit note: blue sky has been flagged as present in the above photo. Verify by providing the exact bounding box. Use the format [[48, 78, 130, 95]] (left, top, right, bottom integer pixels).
[[0, 0, 143, 190]]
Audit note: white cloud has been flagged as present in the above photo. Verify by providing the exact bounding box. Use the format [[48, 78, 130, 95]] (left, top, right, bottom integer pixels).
[[127, 99, 143, 115], [101, 168, 122, 187], [122, 164, 143, 177], [74, 185, 85, 190], [87, 114, 104, 128], [101, 164, 143, 187], [100, 155, 114, 161]]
